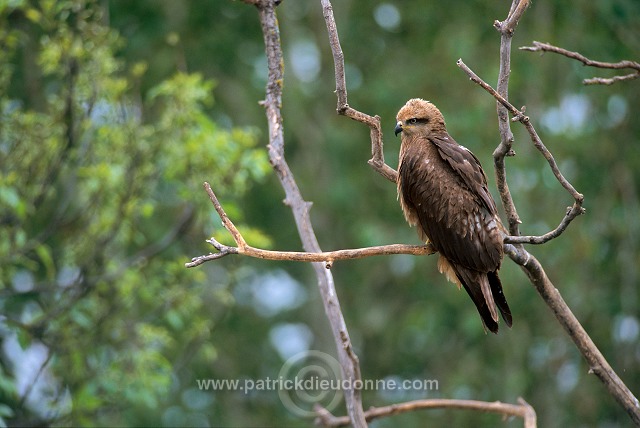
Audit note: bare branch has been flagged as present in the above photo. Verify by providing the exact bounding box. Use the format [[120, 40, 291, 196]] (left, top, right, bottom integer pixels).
[[183, 181, 580, 268], [187, 237, 434, 268], [520, 41, 640, 70], [202, 182, 247, 249], [315, 397, 537, 428], [520, 41, 640, 85], [495, 0, 530, 34], [488, 5, 640, 424], [492, 0, 530, 234], [185, 237, 239, 267], [516, 253, 640, 424], [321, 0, 397, 184], [250, 2, 367, 426], [584, 73, 640, 86], [457, 59, 515, 114], [504, 203, 585, 245], [457, 59, 585, 243], [185, 183, 435, 268]]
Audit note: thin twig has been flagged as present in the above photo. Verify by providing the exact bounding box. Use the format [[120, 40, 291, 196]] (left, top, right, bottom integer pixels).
[[520, 41, 640, 70], [315, 397, 537, 428], [503, 203, 585, 245], [18, 349, 53, 408], [583, 73, 640, 86], [520, 41, 640, 86], [496, 0, 530, 34], [203, 182, 247, 249]]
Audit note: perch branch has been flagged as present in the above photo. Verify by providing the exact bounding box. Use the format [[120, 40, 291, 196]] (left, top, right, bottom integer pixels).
[[185, 183, 435, 269], [520, 41, 640, 85], [315, 397, 537, 428], [187, 236, 434, 268]]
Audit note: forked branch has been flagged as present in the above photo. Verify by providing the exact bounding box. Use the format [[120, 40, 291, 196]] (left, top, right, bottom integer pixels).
[[321, 0, 397, 184], [520, 41, 640, 85], [485, 2, 640, 423], [456, 59, 585, 244], [185, 183, 435, 269]]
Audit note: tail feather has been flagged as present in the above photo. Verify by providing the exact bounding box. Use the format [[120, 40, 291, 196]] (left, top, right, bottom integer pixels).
[[488, 270, 512, 327], [454, 266, 512, 334]]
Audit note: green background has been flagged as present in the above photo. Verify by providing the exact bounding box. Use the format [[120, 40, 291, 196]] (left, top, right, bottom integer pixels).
[[1, 0, 639, 426]]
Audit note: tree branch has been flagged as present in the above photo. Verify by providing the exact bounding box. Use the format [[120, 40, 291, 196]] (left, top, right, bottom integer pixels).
[[491, 0, 530, 234], [321, 0, 397, 184], [518, 253, 640, 424], [247, 2, 367, 426], [520, 41, 640, 70], [583, 73, 640, 86], [199, 0, 640, 425], [318, 0, 540, 426], [485, 3, 640, 424], [503, 204, 584, 245], [457, 59, 585, 244], [185, 183, 435, 269], [315, 397, 537, 428], [457, 59, 584, 206], [520, 41, 640, 85]]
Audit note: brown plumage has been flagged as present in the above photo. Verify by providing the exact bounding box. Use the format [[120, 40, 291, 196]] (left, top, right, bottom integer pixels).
[[395, 98, 512, 333]]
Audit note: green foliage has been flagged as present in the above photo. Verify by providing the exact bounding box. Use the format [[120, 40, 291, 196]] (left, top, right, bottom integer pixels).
[[0, 0, 268, 425]]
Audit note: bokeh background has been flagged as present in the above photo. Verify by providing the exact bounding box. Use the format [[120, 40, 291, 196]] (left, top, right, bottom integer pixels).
[[1, 0, 639, 426]]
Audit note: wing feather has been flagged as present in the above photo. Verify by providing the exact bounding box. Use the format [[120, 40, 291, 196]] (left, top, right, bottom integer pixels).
[[430, 135, 499, 216], [398, 135, 502, 272]]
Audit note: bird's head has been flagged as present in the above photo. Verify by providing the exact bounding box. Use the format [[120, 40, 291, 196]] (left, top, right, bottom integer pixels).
[[395, 98, 447, 137]]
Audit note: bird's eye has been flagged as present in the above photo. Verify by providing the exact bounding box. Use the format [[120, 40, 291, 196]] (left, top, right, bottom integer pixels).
[[408, 118, 418, 124]]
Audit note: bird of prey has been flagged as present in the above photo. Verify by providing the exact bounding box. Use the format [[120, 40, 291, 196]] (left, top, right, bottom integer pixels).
[[394, 98, 512, 333]]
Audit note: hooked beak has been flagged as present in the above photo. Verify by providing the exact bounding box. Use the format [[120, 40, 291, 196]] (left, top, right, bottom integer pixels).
[[394, 122, 403, 137]]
